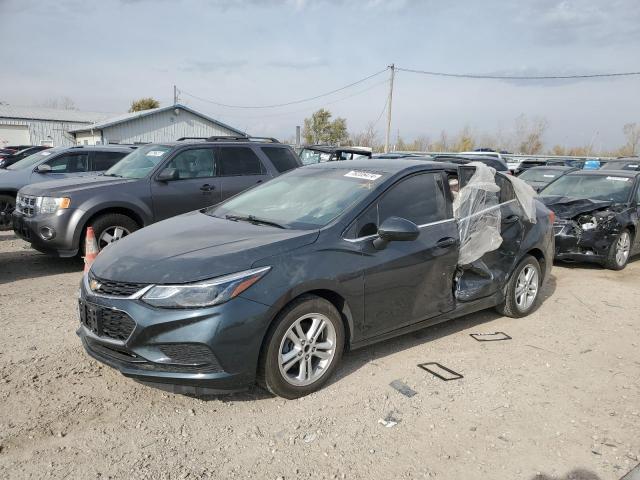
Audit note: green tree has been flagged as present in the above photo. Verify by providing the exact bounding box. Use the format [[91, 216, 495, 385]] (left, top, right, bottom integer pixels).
[[302, 109, 349, 145], [129, 97, 160, 113]]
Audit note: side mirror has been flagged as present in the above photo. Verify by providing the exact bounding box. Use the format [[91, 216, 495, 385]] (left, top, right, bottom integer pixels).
[[35, 164, 52, 173], [157, 168, 178, 182], [373, 216, 420, 250]]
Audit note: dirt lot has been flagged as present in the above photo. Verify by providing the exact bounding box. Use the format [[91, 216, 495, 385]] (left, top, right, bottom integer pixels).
[[0, 229, 639, 480]]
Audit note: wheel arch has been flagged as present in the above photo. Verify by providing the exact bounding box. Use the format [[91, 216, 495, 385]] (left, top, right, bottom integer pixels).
[[76, 206, 145, 252]]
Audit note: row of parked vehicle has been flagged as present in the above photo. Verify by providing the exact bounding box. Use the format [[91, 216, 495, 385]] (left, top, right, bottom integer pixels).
[[2, 138, 638, 399]]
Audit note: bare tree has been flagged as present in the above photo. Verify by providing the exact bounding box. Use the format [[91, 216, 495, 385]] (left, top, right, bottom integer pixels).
[[622, 123, 640, 156], [514, 115, 547, 154], [39, 96, 77, 110], [349, 122, 378, 148]]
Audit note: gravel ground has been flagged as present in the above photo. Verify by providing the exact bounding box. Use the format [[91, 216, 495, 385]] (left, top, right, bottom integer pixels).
[[0, 229, 639, 480]]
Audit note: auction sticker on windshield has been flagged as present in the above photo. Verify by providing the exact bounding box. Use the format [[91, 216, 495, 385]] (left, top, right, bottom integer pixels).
[[344, 170, 382, 181], [606, 176, 630, 182], [146, 151, 166, 157]]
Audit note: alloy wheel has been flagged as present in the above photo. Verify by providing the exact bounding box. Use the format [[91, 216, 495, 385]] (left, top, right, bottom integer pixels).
[[615, 231, 631, 267], [278, 313, 337, 387], [514, 265, 539, 312], [98, 226, 131, 249]]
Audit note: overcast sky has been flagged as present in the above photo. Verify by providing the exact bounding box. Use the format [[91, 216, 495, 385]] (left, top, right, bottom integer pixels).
[[1, 0, 639, 149]]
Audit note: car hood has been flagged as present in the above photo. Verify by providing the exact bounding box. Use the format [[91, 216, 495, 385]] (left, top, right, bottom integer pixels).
[[0, 168, 29, 187], [90, 211, 320, 284], [19, 175, 134, 196], [540, 196, 618, 219]]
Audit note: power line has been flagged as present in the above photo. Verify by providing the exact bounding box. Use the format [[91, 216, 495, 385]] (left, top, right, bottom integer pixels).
[[179, 67, 389, 109], [396, 67, 640, 80]]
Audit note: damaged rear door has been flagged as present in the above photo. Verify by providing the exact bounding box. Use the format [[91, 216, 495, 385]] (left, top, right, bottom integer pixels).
[[352, 172, 459, 338]]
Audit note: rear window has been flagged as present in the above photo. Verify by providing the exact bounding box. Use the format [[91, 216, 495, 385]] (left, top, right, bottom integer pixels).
[[261, 147, 300, 173], [218, 147, 264, 176], [93, 151, 128, 171]]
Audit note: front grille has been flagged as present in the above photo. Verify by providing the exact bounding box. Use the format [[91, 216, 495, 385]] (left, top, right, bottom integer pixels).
[[158, 343, 222, 370], [16, 194, 37, 217], [79, 300, 136, 341], [90, 274, 147, 297]]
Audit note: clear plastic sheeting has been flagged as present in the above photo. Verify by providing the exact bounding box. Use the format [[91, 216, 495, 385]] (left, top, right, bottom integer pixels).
[[453, 162, 503, 265], [507, 174, 538, 223]]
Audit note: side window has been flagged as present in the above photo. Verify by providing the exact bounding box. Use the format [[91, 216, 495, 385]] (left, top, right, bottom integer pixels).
[[260, 147, 300, 173], [495, 174, 516, 203], [164, 148, 215, 179], [93, 151, 127, 171], [352, 173, 449, 238], [45, 153, 89, 173], [218, 147, 265, 176]]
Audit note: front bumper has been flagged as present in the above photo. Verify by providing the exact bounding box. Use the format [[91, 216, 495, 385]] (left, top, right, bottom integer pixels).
[[12, 208, 85, 257], [552, 222, 616, 264], [76, 274, 272, 392]]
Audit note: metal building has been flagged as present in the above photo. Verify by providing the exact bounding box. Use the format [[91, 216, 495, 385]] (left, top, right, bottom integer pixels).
[[0, 105, 110, 147], [69, 104, 246, 145]]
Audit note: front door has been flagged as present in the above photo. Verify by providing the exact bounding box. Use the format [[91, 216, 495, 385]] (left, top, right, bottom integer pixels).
[[351, 172, 459, 338], [151, 147, 221, 221], [33, 151, 89, 182]]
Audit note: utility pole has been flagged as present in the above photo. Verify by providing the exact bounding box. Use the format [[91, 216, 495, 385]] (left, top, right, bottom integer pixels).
[[173, 85, 178, 105], [384, 64, 395, 153]]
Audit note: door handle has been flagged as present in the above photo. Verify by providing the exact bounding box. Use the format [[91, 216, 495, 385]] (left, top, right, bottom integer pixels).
[[436, 237, 457, 248], [200, 184, 215, 192], [503, 214, 520, 224]]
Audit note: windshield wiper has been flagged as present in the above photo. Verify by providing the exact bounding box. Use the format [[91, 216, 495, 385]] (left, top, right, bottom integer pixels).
[[225, 214, 286, 229]]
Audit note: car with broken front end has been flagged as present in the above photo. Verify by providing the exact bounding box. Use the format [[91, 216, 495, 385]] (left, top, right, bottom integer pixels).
[[78, 159, 554, 399], [539, 170, 640, 269]]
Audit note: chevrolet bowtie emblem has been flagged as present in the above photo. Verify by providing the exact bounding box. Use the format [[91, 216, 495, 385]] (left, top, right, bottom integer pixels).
[[89, 279, 102, 291]]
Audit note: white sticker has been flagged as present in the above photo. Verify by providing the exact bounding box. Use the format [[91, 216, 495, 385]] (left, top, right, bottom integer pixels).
[[146, 150, 166, 157], [628, 164, 638, 168], [543, 174, 556, 178], [606, 176, 630, 182], [344, 170, 381, 181], [40, 151, 51, 156]]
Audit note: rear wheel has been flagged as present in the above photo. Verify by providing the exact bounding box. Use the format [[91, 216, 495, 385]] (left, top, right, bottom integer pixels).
[[258, 295, 345, 399], [0, 194, 15, 231], [604, 229, 632, 270], [496, 255, 541, 318], [89, 213, 139, 251]]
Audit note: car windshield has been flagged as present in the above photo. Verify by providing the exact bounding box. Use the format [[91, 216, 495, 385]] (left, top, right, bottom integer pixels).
[[300, 149, 333, 165], [519, 169, 565, 182], [207, 167, 387, 229], [600, 161, 640, 171], [104, 144, 173, 179], [6, 147, 64, 170], [540, 174, 634, 203]]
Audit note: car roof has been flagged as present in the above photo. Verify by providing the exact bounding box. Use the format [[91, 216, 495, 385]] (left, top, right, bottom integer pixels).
[[566, 169, 640, 178], [525, 165, 575, 171], [302, 145, 371, 154], [304, 158, 453, 174]]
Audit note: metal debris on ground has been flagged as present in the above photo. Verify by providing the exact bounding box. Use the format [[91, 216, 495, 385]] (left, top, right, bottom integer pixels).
[[389, 380, 418, 397], [378, 411, 401, 428], [470, 332, 512, 342], [417, 362, 464, 381]]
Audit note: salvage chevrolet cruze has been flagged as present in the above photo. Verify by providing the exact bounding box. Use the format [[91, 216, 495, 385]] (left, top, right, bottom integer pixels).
[[78, 159, 554, 398]]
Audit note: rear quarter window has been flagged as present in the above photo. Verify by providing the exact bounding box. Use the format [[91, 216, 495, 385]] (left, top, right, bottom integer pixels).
[[93, 151, 128, 171], [261, 147, 300, 173], [217, 147, 265, 176]]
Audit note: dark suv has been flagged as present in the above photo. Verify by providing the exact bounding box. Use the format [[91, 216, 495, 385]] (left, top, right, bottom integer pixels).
[[12, 137, 301, 256], [0, 145, 135, 229]]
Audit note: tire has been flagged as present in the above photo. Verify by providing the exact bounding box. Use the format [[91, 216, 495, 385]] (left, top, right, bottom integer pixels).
[[89, 213, 139, 251], [603, 229, 632, 271], [495, 255, 542, 318], [257, 295, 345, 399], [0, 194, 15, 231]]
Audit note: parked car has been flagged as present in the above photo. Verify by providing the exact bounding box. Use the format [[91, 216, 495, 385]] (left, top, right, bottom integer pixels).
[[0, 145, 134, 230], [299, 145, 372, 165], [599, 158, 640, 172], [77, 158, 554, 398], [539, 170, 640, 270], [0, 148, 17, 164], [458, 150, 514, 172], [0, 145, 51, 169], [517, 166, 578, 192], [13, 138, 301, 256], [431, 154, 510, 172]]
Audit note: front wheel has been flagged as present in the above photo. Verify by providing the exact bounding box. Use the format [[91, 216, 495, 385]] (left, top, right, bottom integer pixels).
[[89, 213, 139, 251], [0, 194, 15, 231], [258, 295, 345, 399], [604, 229, 632, 271], [495, 255, 542, 318]]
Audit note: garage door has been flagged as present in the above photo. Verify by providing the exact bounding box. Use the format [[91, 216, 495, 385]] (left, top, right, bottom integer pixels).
[[0, 125, 31, 147]]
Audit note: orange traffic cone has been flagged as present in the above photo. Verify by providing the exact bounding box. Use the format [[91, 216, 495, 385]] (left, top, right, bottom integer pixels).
[[84, 227, 99, 273]]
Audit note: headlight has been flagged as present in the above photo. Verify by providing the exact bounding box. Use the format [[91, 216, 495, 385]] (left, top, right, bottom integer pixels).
[[141, 266, 271, 308], [36, 196, 71, 214]]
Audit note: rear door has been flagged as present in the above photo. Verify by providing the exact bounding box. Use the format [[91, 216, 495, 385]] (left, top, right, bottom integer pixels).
[[349, 172, 459, 338], [150, 147, 221, 221], [90, 150, 129, 172], [217, 146, 271, 200]]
